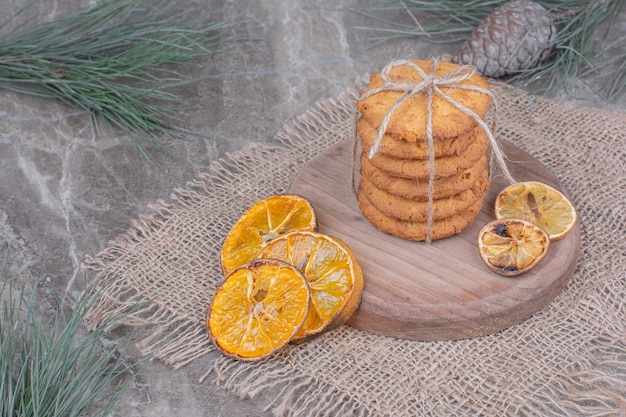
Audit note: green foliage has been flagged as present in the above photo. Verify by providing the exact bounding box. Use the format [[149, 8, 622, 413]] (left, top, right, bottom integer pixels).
[[351, 0, 625, 102], [0, 0, 233, 159], [0, 250, 137, 417]]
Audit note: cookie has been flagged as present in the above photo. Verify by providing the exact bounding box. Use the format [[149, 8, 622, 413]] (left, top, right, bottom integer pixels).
[[365, 129, 489, 180], [356, 60, 492, 142], [361, 155, 488, 201], [358, 170, 489, 223], [358, 118, 479, 160], [358, 189, 485, 241]]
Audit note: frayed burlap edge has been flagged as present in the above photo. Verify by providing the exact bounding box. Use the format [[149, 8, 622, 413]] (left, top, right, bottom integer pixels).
[[203, 354, 371, 416], [84, 82, 626, 417], [82, 89, 360, 366]]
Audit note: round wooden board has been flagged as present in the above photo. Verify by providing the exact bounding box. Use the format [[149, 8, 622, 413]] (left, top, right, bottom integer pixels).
[[288, 139, 581, 341]]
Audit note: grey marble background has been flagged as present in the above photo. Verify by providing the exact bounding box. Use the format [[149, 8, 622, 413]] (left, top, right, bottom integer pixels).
[[1, 1, 623, 415]]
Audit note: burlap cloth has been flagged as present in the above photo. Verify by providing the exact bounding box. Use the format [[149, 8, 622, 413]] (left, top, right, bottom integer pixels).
[[84, 81, 626, 416]]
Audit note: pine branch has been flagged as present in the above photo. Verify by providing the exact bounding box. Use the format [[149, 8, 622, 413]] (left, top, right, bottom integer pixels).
[[0, 0, 234, 160], [0, 248, 146, 417], [351, 0, 625, 102]]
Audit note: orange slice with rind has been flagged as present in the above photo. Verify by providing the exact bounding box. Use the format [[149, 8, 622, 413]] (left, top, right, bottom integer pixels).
[[258, 230, 364, 343], [207, 259, 310, 361], [494, 181, 577, 241], [478, 219, 550, 277], [220, 194, 318, 275]]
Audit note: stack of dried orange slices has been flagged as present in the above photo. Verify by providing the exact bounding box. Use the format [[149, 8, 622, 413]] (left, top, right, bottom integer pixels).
[[478, 181, 577, 276], [207, 194, 364, 361]]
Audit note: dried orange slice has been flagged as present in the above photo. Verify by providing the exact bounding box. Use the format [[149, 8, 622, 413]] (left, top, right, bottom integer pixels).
[[220, 194, 318, 275], [258, 231, 364, 342], [478, 219, 550, 277], [494, 181, 577, 241], [207, 259, 310, 361]]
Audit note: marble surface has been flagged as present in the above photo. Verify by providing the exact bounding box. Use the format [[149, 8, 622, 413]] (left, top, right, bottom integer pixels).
[[1, 1, 623, 416]]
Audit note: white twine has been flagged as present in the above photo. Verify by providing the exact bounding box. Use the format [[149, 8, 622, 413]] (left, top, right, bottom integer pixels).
[[359, 59, 515, 242]]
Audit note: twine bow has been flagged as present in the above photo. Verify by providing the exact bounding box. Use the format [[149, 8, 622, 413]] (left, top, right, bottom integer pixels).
[[359, 59, 515, 243]]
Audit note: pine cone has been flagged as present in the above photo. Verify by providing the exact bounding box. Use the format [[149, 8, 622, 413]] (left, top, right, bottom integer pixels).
[[453, 0, 556, 78]]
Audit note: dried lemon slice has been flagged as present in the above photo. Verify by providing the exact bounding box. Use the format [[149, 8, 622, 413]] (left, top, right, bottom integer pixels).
[[207, 259, 310, 361], [478, 219, 550, 277], [494, 181, 577, 241], [259, 231, 364, 343], [220, 194, 318, 275]]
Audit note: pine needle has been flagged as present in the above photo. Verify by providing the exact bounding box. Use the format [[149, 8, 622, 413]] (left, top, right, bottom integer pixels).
[[350, 0, 625, 102], [0, 0, 233, 160], [1, 247, 145, 417]]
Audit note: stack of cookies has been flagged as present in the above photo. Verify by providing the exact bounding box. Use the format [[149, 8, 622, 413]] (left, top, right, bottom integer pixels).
[[355, 59, 492, 241]]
